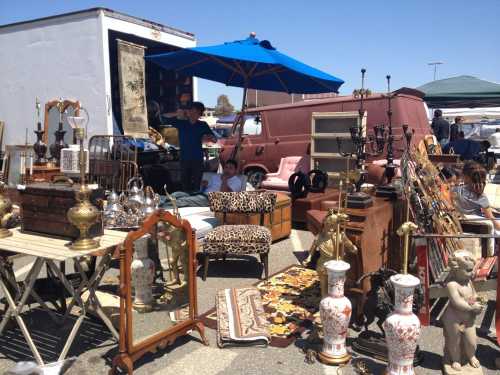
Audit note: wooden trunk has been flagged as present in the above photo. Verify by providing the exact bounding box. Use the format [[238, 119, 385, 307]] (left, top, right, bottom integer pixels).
[[215, 193, 292, 242], [19, 182, 104, 240]]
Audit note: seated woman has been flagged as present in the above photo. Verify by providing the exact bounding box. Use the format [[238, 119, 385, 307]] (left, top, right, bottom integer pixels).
[[161, 159, 243, 208], [453, 162, 500, 255], [453, 162, 498, 226]]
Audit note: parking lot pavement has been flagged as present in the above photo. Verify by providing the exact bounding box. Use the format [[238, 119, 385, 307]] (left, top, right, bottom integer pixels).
[[0, 229, 498, 374]]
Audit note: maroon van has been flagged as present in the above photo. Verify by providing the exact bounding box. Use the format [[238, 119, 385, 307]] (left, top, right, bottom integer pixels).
[[220, 93, 430, 186]]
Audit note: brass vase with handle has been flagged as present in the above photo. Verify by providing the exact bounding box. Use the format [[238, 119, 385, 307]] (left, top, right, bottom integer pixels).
[[67, 126, 100, 250]]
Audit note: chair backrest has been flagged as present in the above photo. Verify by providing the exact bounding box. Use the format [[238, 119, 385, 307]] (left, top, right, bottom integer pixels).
[[269, 156, 306, 181], [208, 191, 277, 214], [201, 172, 248, 191]]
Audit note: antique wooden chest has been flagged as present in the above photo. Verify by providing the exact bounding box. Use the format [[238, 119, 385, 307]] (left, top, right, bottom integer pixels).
[[19, 182, 104, 240], [215, 192, 291, 242]]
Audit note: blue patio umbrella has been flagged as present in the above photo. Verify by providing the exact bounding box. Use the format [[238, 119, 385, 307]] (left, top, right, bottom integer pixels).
[[146, 33, 344, 159], [146, 33, 344, 96]]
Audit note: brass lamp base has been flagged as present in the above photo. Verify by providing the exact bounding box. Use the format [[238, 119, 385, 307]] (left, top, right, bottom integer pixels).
[[0, 228, 12, 239], [69, 238, 100, 251], [317, 351, 351, 366]]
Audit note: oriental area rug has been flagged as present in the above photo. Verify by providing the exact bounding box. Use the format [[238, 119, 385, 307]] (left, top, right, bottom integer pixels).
[[201, 265, 320, 348]]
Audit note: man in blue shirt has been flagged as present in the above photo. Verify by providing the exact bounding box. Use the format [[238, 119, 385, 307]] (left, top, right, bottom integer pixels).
[[162, 102, 216, 191]]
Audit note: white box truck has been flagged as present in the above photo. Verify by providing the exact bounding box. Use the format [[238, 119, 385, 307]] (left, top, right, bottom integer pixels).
[[0, 7, 197, 146]]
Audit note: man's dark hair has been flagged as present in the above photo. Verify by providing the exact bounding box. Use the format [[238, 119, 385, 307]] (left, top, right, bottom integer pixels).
[[481, 140, 491, 151], [440, 167, 456, 181], [191, 101, 205, 114], [434, 109, 443, 117], [225, 159, 238, 169], [496, 128, 500, 132]]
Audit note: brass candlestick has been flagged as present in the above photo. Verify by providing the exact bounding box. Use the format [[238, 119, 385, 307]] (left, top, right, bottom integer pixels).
[[396, 190, 417, 274], [67, 127, 100, 250]]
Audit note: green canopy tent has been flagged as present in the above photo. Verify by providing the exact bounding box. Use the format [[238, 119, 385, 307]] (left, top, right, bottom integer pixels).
[[417, 75, 500, 108]]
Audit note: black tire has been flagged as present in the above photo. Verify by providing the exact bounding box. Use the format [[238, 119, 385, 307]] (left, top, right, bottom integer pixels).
[[246, 168, 265, 188], [288, 171, 310, 199]]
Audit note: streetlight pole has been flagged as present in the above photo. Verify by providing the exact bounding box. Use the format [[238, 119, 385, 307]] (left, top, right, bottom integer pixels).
[[428, 61, 444, 81]]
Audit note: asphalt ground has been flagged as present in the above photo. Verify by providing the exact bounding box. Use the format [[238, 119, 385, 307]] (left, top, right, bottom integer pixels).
[[0, 229, 499, 374]]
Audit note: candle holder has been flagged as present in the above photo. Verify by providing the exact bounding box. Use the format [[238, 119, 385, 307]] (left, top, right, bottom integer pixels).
[[49, 99, 68, 166], [33, 98, 47, 165], [375, 76, 414, 199], [336, 68, 374, 209]]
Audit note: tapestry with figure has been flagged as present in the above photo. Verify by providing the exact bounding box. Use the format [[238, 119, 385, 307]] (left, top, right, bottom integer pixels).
[[117, 39, 149, 138]]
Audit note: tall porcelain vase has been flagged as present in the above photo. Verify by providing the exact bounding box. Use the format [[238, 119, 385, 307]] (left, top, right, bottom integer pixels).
[[131, 237, 155, 313], [318, 260, 352, 365], [384, 274, 421, 375]]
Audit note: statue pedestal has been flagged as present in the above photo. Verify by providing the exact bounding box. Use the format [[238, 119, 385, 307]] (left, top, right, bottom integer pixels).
[[443, 363, 483, 375]]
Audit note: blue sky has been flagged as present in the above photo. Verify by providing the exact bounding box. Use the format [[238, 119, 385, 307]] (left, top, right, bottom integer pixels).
[[1, 0, 499, 108]]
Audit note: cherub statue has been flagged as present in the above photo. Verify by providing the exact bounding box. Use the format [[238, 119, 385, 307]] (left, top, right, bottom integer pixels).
[[159, 190, 189, 287], [441, 250, 484, 373], [304, 212, 358, 297], [165, 224, 188, 287]]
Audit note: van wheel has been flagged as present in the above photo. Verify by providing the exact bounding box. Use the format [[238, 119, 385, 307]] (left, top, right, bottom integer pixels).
[[246, 169, 265, 189]]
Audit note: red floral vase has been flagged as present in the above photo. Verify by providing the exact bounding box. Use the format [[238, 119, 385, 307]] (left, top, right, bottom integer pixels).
[[318, 260, 352, 365], [131, 237, 155, 313], [384, 273, 421, 375]]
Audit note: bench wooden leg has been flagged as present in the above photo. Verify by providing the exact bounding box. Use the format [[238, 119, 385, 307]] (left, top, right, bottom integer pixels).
[[203, 254, 209, 281], [260, 253, 269, 280]]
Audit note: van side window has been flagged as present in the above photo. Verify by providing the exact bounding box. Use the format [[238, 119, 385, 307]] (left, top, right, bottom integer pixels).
[[243, 116, 262, 136]]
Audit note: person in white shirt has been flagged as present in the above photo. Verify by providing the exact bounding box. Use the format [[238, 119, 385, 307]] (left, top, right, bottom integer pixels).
[[162, 159, 243, 208], [203, 159, 242, 193], [488, 128, 500, 148]]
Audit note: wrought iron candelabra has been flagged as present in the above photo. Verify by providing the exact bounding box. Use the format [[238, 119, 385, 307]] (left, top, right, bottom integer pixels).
[[375, 75, 414, 198], [337, 71, 414, 203]]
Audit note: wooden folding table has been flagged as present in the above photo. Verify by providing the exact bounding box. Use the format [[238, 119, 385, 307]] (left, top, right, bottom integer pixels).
[[0, 228, 127, 365]]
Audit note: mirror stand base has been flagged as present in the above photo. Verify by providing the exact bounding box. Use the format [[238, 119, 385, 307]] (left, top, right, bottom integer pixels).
[[110, 320, 208, 374]]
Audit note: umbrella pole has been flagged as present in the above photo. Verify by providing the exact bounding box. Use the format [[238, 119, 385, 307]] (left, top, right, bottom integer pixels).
[[229, 86, 248, 164]]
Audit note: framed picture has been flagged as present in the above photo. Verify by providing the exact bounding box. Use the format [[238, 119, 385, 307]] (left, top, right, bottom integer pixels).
[[4, 145, 34, 187]]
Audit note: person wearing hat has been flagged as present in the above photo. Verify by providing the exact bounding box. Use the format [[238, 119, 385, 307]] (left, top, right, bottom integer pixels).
[[162, 101, 217, 191]]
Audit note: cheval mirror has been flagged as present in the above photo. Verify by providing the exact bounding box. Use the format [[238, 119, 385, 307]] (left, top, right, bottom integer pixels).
[[111, 210, 208, 374], [44, 99, 81, 146]]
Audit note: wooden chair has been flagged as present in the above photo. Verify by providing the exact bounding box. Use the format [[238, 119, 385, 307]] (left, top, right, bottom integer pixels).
[[202, 191, 277, 280]]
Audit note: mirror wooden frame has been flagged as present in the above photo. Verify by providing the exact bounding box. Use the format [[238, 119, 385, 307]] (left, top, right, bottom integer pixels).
[[43, 99, 81, 144], [111, 210, 208, 374]]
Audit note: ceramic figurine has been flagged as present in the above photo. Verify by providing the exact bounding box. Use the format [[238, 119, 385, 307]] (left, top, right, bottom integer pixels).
[[131, 238, 155, 312], [318, 260, 352, 365], [441, 250, 484, 375], [305, 212, 357, 297]]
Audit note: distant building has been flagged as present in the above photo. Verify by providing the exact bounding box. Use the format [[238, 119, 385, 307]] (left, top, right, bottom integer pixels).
[[246, 89, 338, 108]]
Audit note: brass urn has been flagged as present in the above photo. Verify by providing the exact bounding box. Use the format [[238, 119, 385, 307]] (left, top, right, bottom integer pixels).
[[67, 184, 100, 250], [67, 125, 100, 250], [0, 182, 13, 238]]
